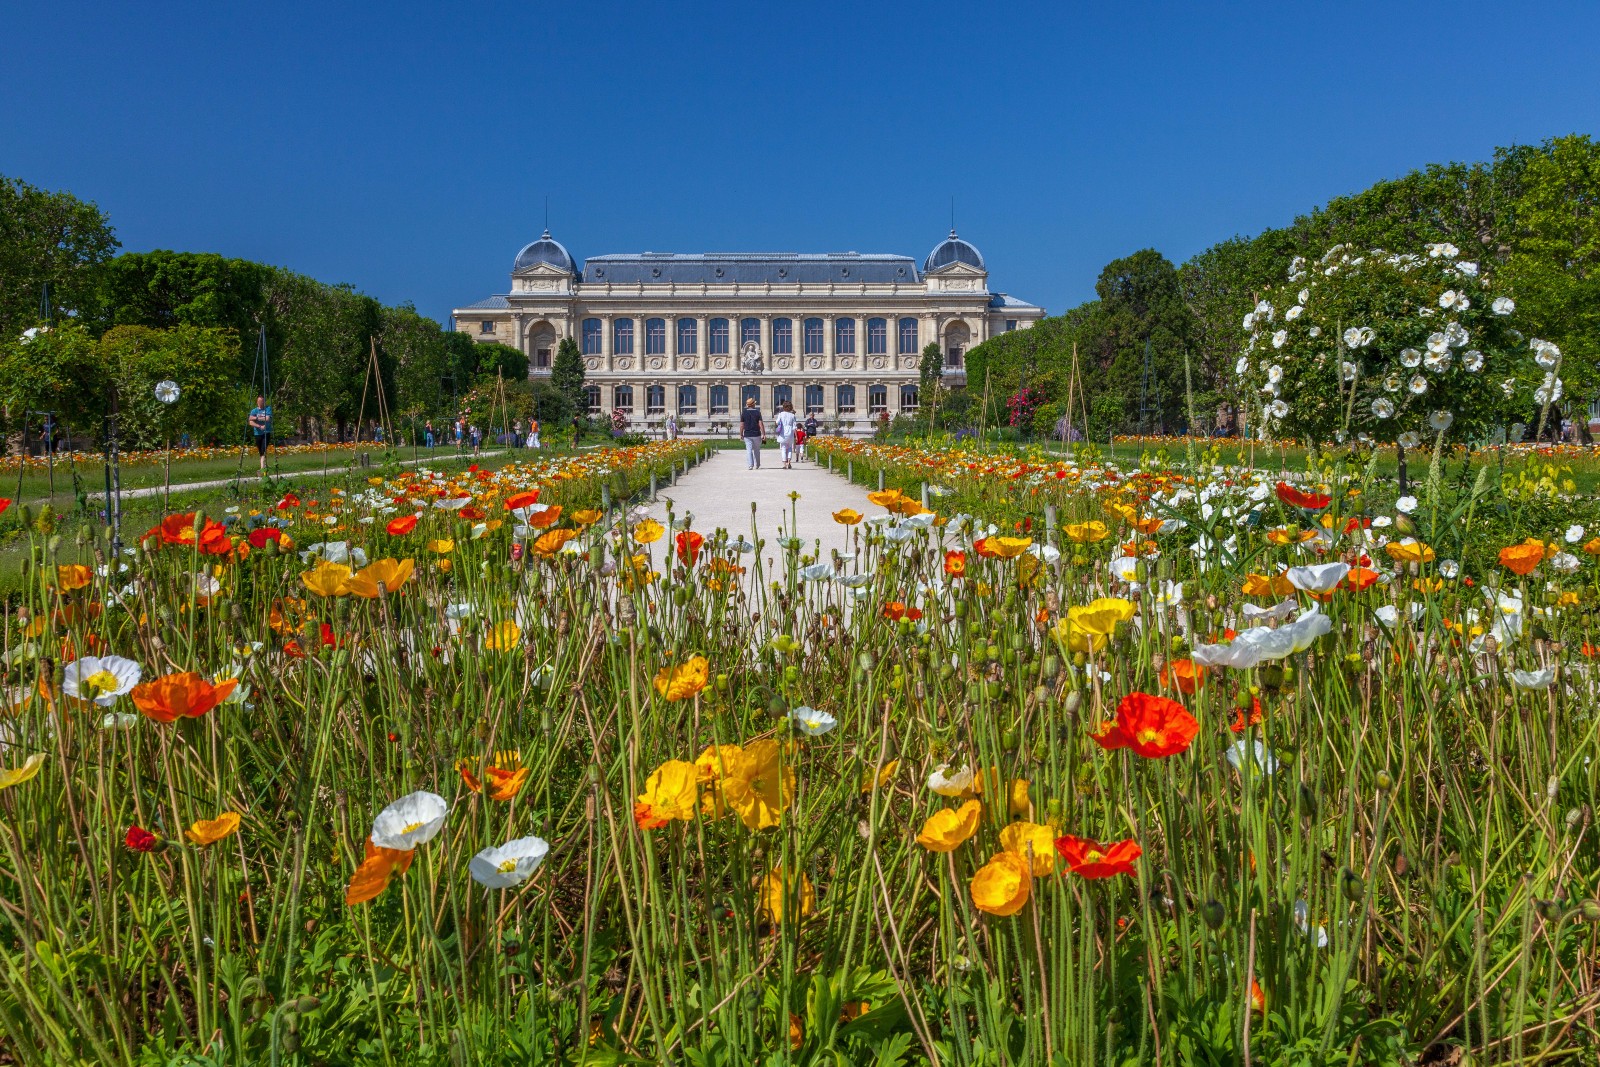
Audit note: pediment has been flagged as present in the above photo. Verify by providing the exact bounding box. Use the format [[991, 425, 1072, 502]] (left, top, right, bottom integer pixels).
[[513, 261, 574, 279], [926, 260, 987, 278]]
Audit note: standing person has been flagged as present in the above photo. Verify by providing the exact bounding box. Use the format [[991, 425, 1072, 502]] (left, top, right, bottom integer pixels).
[[740, 397, 765, 470], [774, 401, 798, 470], [454, 418, 465, 449], [528, 416, 541, 449], [248, 394, 273, 472], [804, 412, 819, 440], [425, 420, 435, 449], [665, 413, 678, 441], [794, 422, 807, 463], [572, 412, 583, 445], [512, 418, 523, 448]]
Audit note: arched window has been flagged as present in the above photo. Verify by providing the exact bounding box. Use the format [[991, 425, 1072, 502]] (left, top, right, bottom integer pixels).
[[868, 384, 888, 413], [740, 317, 761, 349], [835, 317, 856, 355], [678, 385, 698, 414], [866, 317, 887, 355], [836, 384, 857, 414], [772, 384, 792, 413], [612, 384, 634, 412], [900, 384, 919, 411], [583, 385, 601, 414], [613, 318, 635, 355], [805, 384, 824, 414], [898, 317, 919, 354], [708, 317, 729, 355], [773, 318, 793, 355], [803, 317, 824, 355], [647, 385, 666, 414], [645, 318, 665, 355], [581, 318, 602, 355], [676, 318, 697, 355], [710, 384, 730, 415]]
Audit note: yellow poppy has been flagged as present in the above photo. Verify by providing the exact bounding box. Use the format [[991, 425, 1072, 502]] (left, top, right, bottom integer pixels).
[[634, 759, 699, 829], [300, 560, 353, 598], [987, 536, 1033, 559], [1056, 597, 1134, 653], [427, 538, 455, 554], [970, 850, 1031, 916], [1384, 539, 1436, 564], [860, 759, 898, 792], [1008, 779, 1032, 819], [722, 738, 794, 830], [653, 655, 709, 701], [344, 558, 415, 598], [485, 621, 522, 651], [56, 565, 92, 591], [1062, 520, 1108, 543], [916, 798, 982, 852], [0, 753, 46, 790], [571, 509, 603, 526], [999, 822, 1057, 875], [866, 489, 907, 510], [633, 518, 665, 544], [756, 868, 815, 923], [186, 811, 241, 846], [1241, 573, 1295, 597], [832, 508, 864, 525]]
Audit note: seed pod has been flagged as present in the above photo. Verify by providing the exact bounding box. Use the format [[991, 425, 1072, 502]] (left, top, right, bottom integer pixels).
[[1546, 776, 1559, 803], [1063, 690, 1082, 715], [1200, 899, 1226, 930], [857, 652, 875, 672], [1339, 867, 1365, 902], [1042, 655, 1060, 679], [1566, 807, 1584, 830], [291, 995, 321, 1012]]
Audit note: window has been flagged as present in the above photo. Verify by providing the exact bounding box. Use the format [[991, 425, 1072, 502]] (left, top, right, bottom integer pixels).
[[805, 383, 824, 414], [647, 385, 666, 414], [741, 384, 761, 410], [866, 317, 887, 355], [676, 317, 697, 355], [835, 317, 856, 355], [581, 318, 602, 355], [836, 384, 857, 414], [803, 317, 824, 355], [900, 384, 919, 412], [945, 345, 964, 369], [773, 318, 793, 355], [612, 384, 634, 412], [1006, 320, 1018, 332], [773, 384, 792, 413], [868, 384, 888, 413], [709, 317, 729, 355], [479, 320, 496, 335], [645, 318, 666, 355], [740, 317, 761, 349], [584, 385, 601, 414], [710, 384, 730, 415], [678, 385, 697, 414], [533, 347, 551, 369], [898, 317, 918, 354], [613, 317, 635, 354]]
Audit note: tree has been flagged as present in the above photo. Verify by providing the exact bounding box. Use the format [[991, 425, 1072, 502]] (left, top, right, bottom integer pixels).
[[478, 342, 528, 383], [0, 175, 118, 342], [550, 336, 586, 415], [382, 304, 452, 419], [918, 342, 943, 397], [100, 324, 245, 448], [0, 321, 113, 448]]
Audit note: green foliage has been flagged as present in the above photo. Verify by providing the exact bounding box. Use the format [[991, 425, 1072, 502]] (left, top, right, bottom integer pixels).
[[918, 341, 943, 396], [477, 341, 528, 383], [381, 303, 453, 419], [100, 324, 246, 448], [0, 174, 118, 343], [86, 250, 272, 366], [0, 320, 113, 433], [550, 336, 586, 416]]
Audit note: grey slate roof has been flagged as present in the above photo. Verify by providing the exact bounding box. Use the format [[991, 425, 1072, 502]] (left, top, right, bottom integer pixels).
[[461, 296, 510, 310], [581, 252, 921, 286], [513, 231, 577, 274], [924, 231, 985, 272], [988, 293, 1041, 311]]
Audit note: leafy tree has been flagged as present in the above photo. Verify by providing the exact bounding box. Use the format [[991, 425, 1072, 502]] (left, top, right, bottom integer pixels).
[[0, 321, 113, 444], [918, 342, 943, 397], [382, 304, 452, 419], [264, 270, 382, 437], [550, 336, 586, 416], [87, 250, 271, 363], [0, 175, 118, 342], [100, 324, 245, 448], [477, 342, 528, 383]]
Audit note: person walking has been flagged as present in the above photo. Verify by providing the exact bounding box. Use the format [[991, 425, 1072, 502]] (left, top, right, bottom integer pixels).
[[740, 397, 765, 470], [528, 416, 541, 449], [774, 401, 798, 469], [425, 420, 435, 448], [248, 394, 273, 472], [665, 413, 678, 441], [572, 412, 583, 446]]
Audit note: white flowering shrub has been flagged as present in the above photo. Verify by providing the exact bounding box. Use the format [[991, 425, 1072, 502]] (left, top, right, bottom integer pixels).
[[1237, 242, 1555, 446]]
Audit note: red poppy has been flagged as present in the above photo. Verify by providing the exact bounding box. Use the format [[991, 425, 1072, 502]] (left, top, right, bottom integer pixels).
[[124, 826, 159, 853], [1159, 658, 1207, 695], [283, 640, 306, 659], [459, 506, 486, 521], [318, 623, 344, 649], [386, 514, 418, 536], [881, 602, 924, 623], [1096, 692, 1200, 758], [248, 527, 283, 549], [944, 550, 967, 578], [0, 498, 11, 515], [276, 492, 302, 510], [675, 531, 705, 566], [197, 520, 234, 555], [1054, 834, 1142, 878], [505, 490, 541, 511], [1342, 516, 1371, 535], [973, 537, 999, 559], [1343, 566, 1379, 591], [1275, 482, 1331, 510], [1231, 695, 1264, 733], [1581, 642, 1600, 659], [467, 464, 480, 473], [156, 513, 199, 546]]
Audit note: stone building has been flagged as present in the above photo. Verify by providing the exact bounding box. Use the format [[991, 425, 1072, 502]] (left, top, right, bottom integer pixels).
[[452, 230, 1044, 434]]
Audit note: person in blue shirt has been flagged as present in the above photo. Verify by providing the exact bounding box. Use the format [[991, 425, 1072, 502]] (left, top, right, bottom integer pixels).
[[248, 395, 273, 472]]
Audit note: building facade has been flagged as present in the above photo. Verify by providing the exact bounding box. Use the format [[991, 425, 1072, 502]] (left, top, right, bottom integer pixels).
[[453, 230, 1044, 435]]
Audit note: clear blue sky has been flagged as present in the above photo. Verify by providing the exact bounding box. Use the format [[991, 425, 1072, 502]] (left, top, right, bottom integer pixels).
[[5, 1, 1597, 325]]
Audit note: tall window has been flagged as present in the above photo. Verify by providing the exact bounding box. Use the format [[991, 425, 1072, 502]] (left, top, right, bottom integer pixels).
[[805, 384, 824, 414], [837, 385, 857, 413], [773, 318, 793, 355], [479, 320, 495, 335], [614, 317, 635, 355], [710, 384, 730, 415], [835, 317, 856, 355], [1006, 320, 1018, 332], [647, 385, 666, 414], [740, 317, 761, 349], [898, 317, 918, 354], [945, 345, 964, 369], [584, 385, 601, 414], [645, 318, 666, 355], [532, 346, 551, 370], [581, 318, 602, 355], [612, 384, 634, 412], [742, 384, 761, 409], [868, 384, 888, 413], [676, 317, 697, 355], [678, 385, 698, 414], [900, 384, 919, 411], [803, 317, 824, 355], [709, 317, 729, 355], [867, 317, 887, 355], [772, 384, 792, 413]]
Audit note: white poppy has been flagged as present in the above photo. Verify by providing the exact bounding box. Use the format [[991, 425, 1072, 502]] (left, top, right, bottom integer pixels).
[[1565, 524, 1585, 544], [1408, 375, 1428, 396], [1550, 552, 1580, 574], [927, 763, 974, 797], [1267, 364, 1284, 384], [1383, 375, 1401, 393], [468, 836, 550, 889], [1534, 374, 1563, 405], [1295, 900, 1331, 947], [193, 572, 221, 597], [62, 655, 143, 706], [798, 563, 832, 582], [1532, 341, 1561, 369], [1445, 322, 1469, 347], [1422, 351, 1451, 373], [1241, 599, 1297, 622], [1342, 361, 1358, 382], [1286, 562, 1349, 594], [1371, 399, 1395, 419], [1492, 296, 1514, 315], [790, 706, 838, 736], [1509, 666, 1555, 691], [370, 791, 449, 850], [434, 496, 472, 511], [1395, 496, 1418, 514], [1398, 431, 1422, 449], [1286, 305, 1303, 321], [1298, 288, 1310, 304], [1439, 290, 1460, 309], [1439, 559, 1460, 579], [1426, 332, 1450, 355], [1268, 399, 1289, 420], [1342, 327, 1364, 347], [1226, 739, 1278, 776], [100, 712, 139, 731], [1462, 350, 1484, 372], [1399, 348, 1422, 368]]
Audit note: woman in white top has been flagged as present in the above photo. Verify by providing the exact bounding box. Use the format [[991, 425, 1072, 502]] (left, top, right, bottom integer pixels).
[[774, 402, 798, 469]]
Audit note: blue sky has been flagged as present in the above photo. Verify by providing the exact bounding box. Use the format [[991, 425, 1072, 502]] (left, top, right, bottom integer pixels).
[[5, 2, 1597, 325]]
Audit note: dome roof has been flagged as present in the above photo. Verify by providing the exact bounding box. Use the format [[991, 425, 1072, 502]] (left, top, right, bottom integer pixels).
[[512, 230, 576, 274], [923, 230, 985, 272]]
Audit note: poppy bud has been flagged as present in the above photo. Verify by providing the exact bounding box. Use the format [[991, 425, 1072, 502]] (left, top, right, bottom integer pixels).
[[17, 504, 33, 528], [1201, 900, 1226, 930], [1546, 776, 1559, 803], [984, 680, 1004, 699], [1062, 690, 1082, 714], [192, 510, 208, 534], [1042, 655, 1060, 679], [1534, 899, 1562, 921], [1298, 782, 1319, 817], [953, 601, 967, 618], [1033, 685, 1051, 706], [75, 527, 88, 547], [857, 652, 875, 672], [1579, 900, 1600, 922], [1339, 867, 1365, 902], [715, 673, 729, 692], [966, 683, 982, 704], [1375, 770, 1394, 792], [1566, 807, 1585, 831]]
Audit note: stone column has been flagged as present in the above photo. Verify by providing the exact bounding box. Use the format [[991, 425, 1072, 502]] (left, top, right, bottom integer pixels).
[[695, 315, 708, 374], [600, 314, 612, 373], [824, 315, 835, 373]]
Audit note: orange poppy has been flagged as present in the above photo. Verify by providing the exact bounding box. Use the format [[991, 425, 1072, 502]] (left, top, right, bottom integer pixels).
[[1092, 692, 1199, 759], [1498, 541, 1547, 576], [529, 506, 563, 529], [505, 490, 541, 511], [130, 672, 238, 724], [1343, 566, 1379, 591], [944, 550, 967, 577], [1274, 482, 1331, 510], [1054, 834, 1142, 878], [676, 531, 705, 566], [345, 836, 416, 905], [1159, 658, 1207, 695], [386, 514, 418, 536]]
